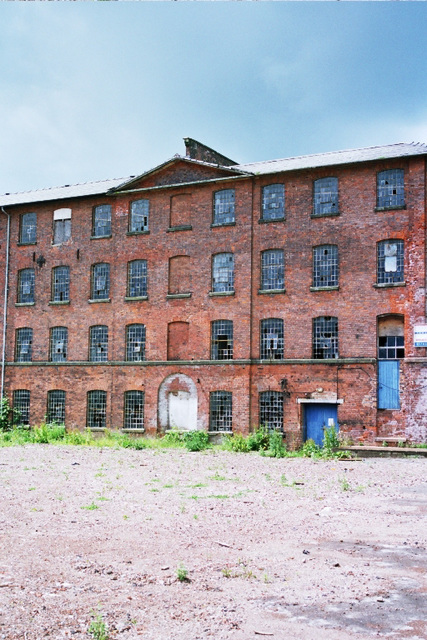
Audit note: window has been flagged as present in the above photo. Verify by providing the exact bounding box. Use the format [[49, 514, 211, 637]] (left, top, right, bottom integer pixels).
[[92, 204, 111, 237], [50, 327, 68, 362], [377, 240, 404, 285], [127, 260, 147, 298], [87, 390, 107, 429], [313, 177, 339, 216], [126, 324, 146, 362], [260, 319, 284, 360], [53, 208, 71, 244], [259, 391, 283, 432], [17, 269, 35, 304], [15, 328, 33, 362], [89, 326, 108, 362], [52, 266, 70, 302], [91, 263, 110, 300], [124, 391, 145, 430], [313, 316, 338, 359], [210, 391, 232, 432], [261, 184, 285, 221], [312, 245, 339, 288], [377, 169, 405, 209], [378, 315, 405, 360], [129, 199, 149, 233], [213, 189, 235, 225], [261, 249, 284, 291], [211, 320, 233, 360], [47, 390, 66, 424], [13, 390, 30, 425], [19, 213, 37, 244], [212, 253, 234, 293]]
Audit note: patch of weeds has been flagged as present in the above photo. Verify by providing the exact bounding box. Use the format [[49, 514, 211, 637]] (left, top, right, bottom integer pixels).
[[123, 515, 129, 520], [176, 564, 190, 582], [221, 433, 249, 453], [88, 610, 109, 640], [206, 494, 229, 499], [210, 471, 227, 481], [188, 482, 207, 488], [28, 487, 36, 491], [163, 483, 174, 488], [263, 572, 271, 583], [222, 567, 232, 578], [183, 430, 210, 452], [340, 476, 350, 492], [180, 504, 186, 513], [193, 514, 198, 520], [81, 502, 99, 510]]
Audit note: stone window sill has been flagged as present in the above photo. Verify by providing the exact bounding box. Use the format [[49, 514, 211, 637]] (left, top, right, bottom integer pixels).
[[88, 298, 111, 303], [209, 291, 235, 297], [166, 293, 192, 299], [311, 211, 340, 219], [90, 234, 112, 240], [258, 217, 285, 224], [210, 221, 236, 229], [15, 302, 35, 307], [258, 288, 286, 295], [310, 286, 339, 292], [126, 230, 150, 236], [49, 300, 70, 306], [167, 225, 192, 233], [122, 429, 145, 434], [124, 296, 148, 302], [375, 205, 406, 212], [17, 242, 37, 247], [373, 282, 406, 289]]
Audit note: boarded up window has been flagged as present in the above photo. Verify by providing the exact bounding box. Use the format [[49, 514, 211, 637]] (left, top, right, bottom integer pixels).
[[170, 194, 192, 228], [169, 256, 191, 295], [167, 322, 189, 361]]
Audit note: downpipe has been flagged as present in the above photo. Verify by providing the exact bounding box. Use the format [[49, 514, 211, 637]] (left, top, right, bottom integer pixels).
[[0, 207, 10, 400]]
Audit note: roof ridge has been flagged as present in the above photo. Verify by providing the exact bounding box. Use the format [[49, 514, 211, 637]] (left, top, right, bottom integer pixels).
[[1, 175, 130, 199]]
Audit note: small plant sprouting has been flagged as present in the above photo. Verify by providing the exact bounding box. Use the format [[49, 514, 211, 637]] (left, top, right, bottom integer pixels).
[[222, 566, 232, 578], [81, 502, 99, 510], [340, 476, 350, 492], [88, 610, 109, 640], [176, 564, 190, 582]]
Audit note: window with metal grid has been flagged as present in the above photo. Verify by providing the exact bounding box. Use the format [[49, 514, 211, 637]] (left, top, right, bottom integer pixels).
[[13, 390, 30, 425], [87, 390, 107, 429], [92, 204, 111, 237], [377, 240, 404, 284], [17, 268, 35, 304], [377, 169, 405, 209], [91, 263, 110, 300], [209, 391, 232, 432], [213, 189, 235, 225], [262, 184, 285, 220], [313, 316, 338, 359], [313, 177, 339, 216], [47, 390, 66, 424], [313, 245, 339, 288], [124, 391, 145, 430], [53, 208, 72, 245], [50, 327, 68, 362], [19, 213, 37, 244], [129, 199, 149, 233], [15, 328, 33, 362], [126, 324, 146, 361], [378, 335, 404, 360], [212, 253, 234, 293], [211, 320, 233, 360], [52, 266, 70, 302], [89, 326, 108, 362], [127, 260, 147, 298], [261, 249, 284, 291], [259, 391, 283, 432], [260, 318, 284, 360]]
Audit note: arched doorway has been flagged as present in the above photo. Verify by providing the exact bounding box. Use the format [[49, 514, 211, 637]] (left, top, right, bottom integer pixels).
[[158, 373, 198, 431]]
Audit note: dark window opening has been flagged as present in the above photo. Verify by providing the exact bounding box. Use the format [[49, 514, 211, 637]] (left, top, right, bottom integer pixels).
[[259, 391, 283, 432], [89, 326, 108, 362], [15, 328, 33, 362], [313, 316, 338, 359], [378, 335, 404, 360], [124, 391, 145, 430], [260, 318, 284, 359], [129, 199, 149, 233], [13, 390, 30, 425], [91, 263, 110, 300], [212, 253, 234, 293], [50, 327, 68, 362], [211, 320, 233, 360], [47, 390, 66, 424], [126, 324, 146, 362], [377, 240, 404, 284], [87, 391, 107, 429], [313, 244, 338, 288], [127, 260, 148, 298], [52, 266, 70, 302], [210, 391, 232, 432]]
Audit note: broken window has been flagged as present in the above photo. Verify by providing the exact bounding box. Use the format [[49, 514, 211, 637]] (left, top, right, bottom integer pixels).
[[19, 212, 37, 244], [127, 260, 148, 298], [17, 268, 35, 304], [52, 266, 70, 302], [53, 208, 71, 244], [50, 327, 68, 362], [89, 325, 108, 362], [129, 199, 149, 233], [91, 263, 110, 300], [260, 318, 284, 360], [377, 240, 404, 284], [378, 315, 405, 359], [259, 391, 283, 432], [377, 169, 405, 209], [312, 244, 338, 288], [262, 184, 285, 221], [261, 249, 284, 291], [313, 177, 339, 216], [209, 391, 232, 432], [15, 327, 33, 362], [92, 204, 111, 237], [211, 320, 233, 360], [87, 390, 107, 429], [124, 391, 145, 430], [313, 316, 338, 359], [212, 253, 234, 293], [13, 389, 30, 425], [213, 189, 235, 225], [126, 324, 146, 362], [47, 390, 66, 424]]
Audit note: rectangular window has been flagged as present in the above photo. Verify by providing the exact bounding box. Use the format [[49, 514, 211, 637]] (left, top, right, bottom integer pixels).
[[261, 249, 284, 291], [312, 245, 339, 288], [13, 390, 30, 425], [50, 327, 68, 362], [260, 318, 284, 359], [126, 324, 146, 362], [87, 390, 107, 429], [19, 213, 37, 244], [212, 253, 234, 293], [47, 390, 66, 424], [210, 391, 232, 432], [313, 177, 339, 216], [129, 199, 149, 233], [92, 204, 111, 237], [53, 208, 71, 244], [89, 326, 108, 362], [259, 391, 283, 431], [377, 169, 405, 209], [313, 316, 338, 359], [378, 335, 404, 360], [127, 260, 147, 298], [211, 320, 233, 360], [377, 240, 404, 284], [17, 268, 35, 304], [52, 266, 70, 302], [15, 328, 33, 362], [261, 184, 285, 221], [91, 263, 110, 300], [213, 189, 235, 225], [124, 391, 145, 430]]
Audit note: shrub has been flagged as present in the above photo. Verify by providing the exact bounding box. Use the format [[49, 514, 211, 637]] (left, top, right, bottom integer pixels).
[[264, 430, 287, 458], [221, 433, 249, 453], [184, 430, 210, 452], [247, 425, 270, 451]]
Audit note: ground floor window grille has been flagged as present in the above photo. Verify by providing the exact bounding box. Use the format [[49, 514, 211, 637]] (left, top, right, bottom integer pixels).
[[211, 320, 233, 360], [50, 327, 68, 362], [124, 391, 145, 430], [210, 391, 232, 432], [13, 389, 30, 425], [47, 390, 66, 424], [87, 391, 107, 429], [259, 391, 283, 432], [313, 316, 338, 359], [89, 326, 108, 362], [15, 327, 33, 362], [260, 318, 284, 359]]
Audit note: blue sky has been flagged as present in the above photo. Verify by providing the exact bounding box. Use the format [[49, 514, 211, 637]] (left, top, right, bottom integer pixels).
[[1, 2, 427, 194]]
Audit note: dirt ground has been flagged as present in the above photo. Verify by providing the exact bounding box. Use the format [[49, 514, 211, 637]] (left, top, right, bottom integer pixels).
[[0, 445, 426, 640]]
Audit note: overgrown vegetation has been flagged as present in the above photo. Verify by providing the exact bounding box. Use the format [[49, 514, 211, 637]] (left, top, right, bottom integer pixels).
[[88, 610, 109, 640]]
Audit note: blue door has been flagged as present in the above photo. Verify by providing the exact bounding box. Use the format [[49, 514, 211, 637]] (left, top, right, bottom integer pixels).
[[304, 403, 338, 446], [378, 360, 400, 409]]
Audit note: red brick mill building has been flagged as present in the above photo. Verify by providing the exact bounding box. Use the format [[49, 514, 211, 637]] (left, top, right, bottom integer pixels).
[[1, 138, 427, 446]]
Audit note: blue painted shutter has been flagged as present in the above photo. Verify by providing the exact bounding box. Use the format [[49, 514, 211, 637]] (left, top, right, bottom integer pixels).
[[378, 360, 400, 409]]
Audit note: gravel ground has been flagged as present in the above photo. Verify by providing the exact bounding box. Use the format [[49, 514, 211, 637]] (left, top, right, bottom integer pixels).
[[0, 445, 426, 640]]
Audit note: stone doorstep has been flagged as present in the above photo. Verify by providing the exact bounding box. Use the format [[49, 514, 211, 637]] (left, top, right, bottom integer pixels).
[[337, 446, 427, 458]]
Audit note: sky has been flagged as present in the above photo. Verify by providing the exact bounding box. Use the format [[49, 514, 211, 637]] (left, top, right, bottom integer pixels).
[[1, 2, 427, 194]]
